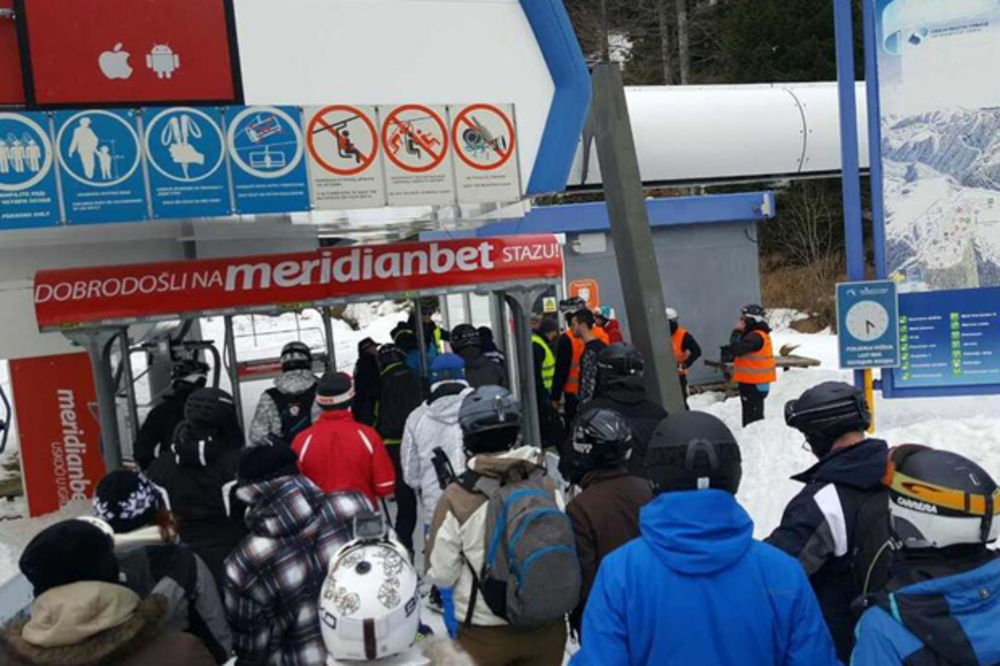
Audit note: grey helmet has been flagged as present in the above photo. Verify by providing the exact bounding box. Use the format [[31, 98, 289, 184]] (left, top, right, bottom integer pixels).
[[459, 385, 521, 436]]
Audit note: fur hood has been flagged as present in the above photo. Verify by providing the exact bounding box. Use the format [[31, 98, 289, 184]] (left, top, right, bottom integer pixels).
[[2, 590, 167, 666]]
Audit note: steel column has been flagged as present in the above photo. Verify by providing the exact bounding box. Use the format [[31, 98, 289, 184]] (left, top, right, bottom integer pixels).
[[224, 316, 245, 431]]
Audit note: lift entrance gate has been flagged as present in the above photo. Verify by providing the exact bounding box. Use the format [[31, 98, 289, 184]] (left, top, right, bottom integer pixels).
[[33, 234, 563, 472]]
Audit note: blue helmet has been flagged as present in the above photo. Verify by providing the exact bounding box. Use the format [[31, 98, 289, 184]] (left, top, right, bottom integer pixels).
[[430, 353, 466, 385]]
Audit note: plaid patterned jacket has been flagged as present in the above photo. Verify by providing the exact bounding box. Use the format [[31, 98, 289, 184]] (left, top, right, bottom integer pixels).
[[224, 475, 371, 666]]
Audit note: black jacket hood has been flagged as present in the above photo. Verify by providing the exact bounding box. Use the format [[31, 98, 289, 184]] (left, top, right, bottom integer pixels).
[[791, 438, 888, 490]]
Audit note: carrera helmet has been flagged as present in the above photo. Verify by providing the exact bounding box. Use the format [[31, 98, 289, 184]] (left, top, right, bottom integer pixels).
[[785, 382, 871, 458], [320, 511, 419, 662], [740, 304, 768, 325], [450, 324, 482, 353], [566, 409, 634, 482], [885, 445, 1000, 549], [646, 412, 742, 495], [459, 386, 522, 456], [280, 341, 313, 372]]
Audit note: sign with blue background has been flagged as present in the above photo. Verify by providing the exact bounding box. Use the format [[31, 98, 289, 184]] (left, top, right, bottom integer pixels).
[[55, 109, 148, 225], [0, 111, 60, 229], [225, 106, 309, 215], [837, 280, 900, 369], [143, 107, 231, 220]]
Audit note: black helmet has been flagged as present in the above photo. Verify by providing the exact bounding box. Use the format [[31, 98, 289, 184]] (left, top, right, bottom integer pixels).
[[740, 304, 767, 324], [597, 343, 645, 381], [171, 358, 209, 385], [280, 341, 313, 372], [785, 382, 871, 458], [185, 387, 237, 428], [459, 386, 521, 456], [376, 344, 407, 370], [559, 297, 586, 313], [886, 445, 1000, 548], [646, 412, 742, 495], [571, 408, 634, 473], [450, 324, 481, 352]]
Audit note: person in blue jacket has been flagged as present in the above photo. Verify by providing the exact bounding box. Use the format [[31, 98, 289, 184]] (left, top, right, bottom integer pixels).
[[572, 411, 838, 666], [852, 445, 1000, 665]]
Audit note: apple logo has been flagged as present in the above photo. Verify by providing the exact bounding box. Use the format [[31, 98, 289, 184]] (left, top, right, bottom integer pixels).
[[99, 43, 133, 80]]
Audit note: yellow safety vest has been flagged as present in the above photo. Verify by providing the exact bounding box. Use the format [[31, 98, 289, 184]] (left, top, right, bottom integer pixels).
[[533, 334, 555, 391]]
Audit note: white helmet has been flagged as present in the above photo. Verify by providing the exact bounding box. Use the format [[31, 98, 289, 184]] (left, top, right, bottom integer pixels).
[[320, 512, 420, 663], [665, 307, 678, 321]]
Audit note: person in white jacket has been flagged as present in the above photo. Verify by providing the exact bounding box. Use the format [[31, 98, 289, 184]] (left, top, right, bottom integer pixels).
[[401, 353, 472, 532]]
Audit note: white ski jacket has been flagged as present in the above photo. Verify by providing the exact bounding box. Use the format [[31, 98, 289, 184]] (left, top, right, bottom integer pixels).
[[401, 382, 473, 528]]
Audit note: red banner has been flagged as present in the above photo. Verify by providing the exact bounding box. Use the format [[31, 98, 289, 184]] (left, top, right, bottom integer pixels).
[[10, 353, 105, 517], [0, 0, 24, 105], [34, 235, 562, 329], [20, 0, 238, 106]]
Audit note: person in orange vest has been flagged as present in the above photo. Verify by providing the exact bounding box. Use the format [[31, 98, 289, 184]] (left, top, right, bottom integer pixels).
[[721, 304, 776, 427], [552, 298, 610, 422], [666, 308, 702, 407]]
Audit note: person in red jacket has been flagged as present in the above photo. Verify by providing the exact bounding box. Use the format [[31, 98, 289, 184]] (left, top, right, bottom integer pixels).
[[292, 372, 396, 505], [594, 306, 624, 345]]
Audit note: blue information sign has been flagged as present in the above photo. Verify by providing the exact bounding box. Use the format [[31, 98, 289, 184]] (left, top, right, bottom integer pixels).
[[226, 106, 310, 215], [836, 280, 900, 369], [143, 107, 231, 220], [54, 109, 148, 225], [0, 111, 60, 229]]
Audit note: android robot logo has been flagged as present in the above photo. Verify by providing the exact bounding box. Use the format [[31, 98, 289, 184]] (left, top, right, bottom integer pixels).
[[146, 45, 180, 79]]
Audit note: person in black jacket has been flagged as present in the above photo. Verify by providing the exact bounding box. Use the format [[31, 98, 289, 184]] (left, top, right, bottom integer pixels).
[[351, 338, 380, 426], [146, 387, 247, 591], [374, 343, 424, 554], [576, 343, 667, 479], [134, 359, 208, 470], [450, 323, 508, 389], [766, 381, 889, 664]]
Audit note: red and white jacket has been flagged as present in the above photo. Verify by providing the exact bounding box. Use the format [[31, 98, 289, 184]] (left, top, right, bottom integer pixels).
[[292, 410, 396, 504]]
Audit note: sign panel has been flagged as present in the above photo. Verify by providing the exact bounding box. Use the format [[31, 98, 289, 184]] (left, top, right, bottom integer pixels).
[[34, 235, 563, 329], [451, 103, 521, 203], [226, 105, 310, 215], [18, 0, 239, 107], [54, 108, 148, 224], [305, 105, 386, 210], [836, 280, 900, 369], [0, 111, 60, 229], [0, 0, 25, 105], [569, 279, 600, 310], [10, 352, 105, 517], [381, 104, 455, 206], [143, 106, 231, 219]]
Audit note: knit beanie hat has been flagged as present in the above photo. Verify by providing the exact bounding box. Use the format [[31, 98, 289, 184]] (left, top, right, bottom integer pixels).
[[19, 520, 120, 596], [93, 471, 162, 534], [238, 445, 300, 483], [315, 372, 354, 410], [430, 353, 466, 385]]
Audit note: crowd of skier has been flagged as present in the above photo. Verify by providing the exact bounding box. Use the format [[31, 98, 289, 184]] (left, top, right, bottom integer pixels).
[[2, 301, 999, 666]]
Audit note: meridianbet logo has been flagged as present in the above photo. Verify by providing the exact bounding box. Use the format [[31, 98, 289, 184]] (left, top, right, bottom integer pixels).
[[53, 388, 91, 504]]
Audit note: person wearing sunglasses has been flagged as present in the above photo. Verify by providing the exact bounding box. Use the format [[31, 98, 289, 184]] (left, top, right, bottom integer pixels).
[[766, 381, 889, 663], [852, 444, 1000, 665]]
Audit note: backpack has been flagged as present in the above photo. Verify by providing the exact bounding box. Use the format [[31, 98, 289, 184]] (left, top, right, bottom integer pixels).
[[464, 465, 581, 629], [267, 385, 317, 444], [850, 486, 894, 597]]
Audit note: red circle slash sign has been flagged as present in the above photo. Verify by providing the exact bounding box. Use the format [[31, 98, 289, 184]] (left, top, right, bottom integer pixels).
[[381, 105, 448, 173], [452, 104, 516, 171], [307, 105, 379, 177]]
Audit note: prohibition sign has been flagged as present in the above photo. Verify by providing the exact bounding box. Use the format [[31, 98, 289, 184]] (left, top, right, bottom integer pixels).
[[452, 104, 516, 171], [307, 105, 378, 177], [382, 105, 448, 173]]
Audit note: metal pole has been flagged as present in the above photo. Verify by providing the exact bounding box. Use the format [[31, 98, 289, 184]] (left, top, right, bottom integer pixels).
[[833, 0, 867, 390], [322, 307, 337, 372], [224, 316, 245, 431], [505, 292, 542, 448], [863, 0, 886, 281], [590, 63, 685, 412], [117, 328, 140, 455], [462, 293, 473, 325], [85, 333, 123, 471], [412, 300, 430, 383]]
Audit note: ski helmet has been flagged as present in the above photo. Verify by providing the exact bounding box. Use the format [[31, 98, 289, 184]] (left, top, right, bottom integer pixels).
[[184, 387, 236, 428], [429, 353, 465, 385], [740, 304, 767, 324], [417, 296, 440, 315], [280, 341, 313, 372], [320, 511, 419, 662], [569, 408, 634, 477], [559, 297, 586, 314], [885, 445, 1000, 548], [597, 343, 645, 381], [645, 412, 742, 495], [785, 382, 871, 458], [665, 307, 678, 322], [450, 324, 481, 353], [376, 343, 407, 370], [459, 386, 521, 456], [171, 358, 209, 386]]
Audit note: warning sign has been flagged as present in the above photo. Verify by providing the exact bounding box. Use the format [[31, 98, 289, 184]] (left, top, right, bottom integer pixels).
[[305, 105, 386, 209], [451, 103, 521, 203], [381, 104, 456, 206]]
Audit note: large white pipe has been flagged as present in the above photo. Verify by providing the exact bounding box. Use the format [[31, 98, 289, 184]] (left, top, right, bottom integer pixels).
[[569, 82, 870, 186]]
